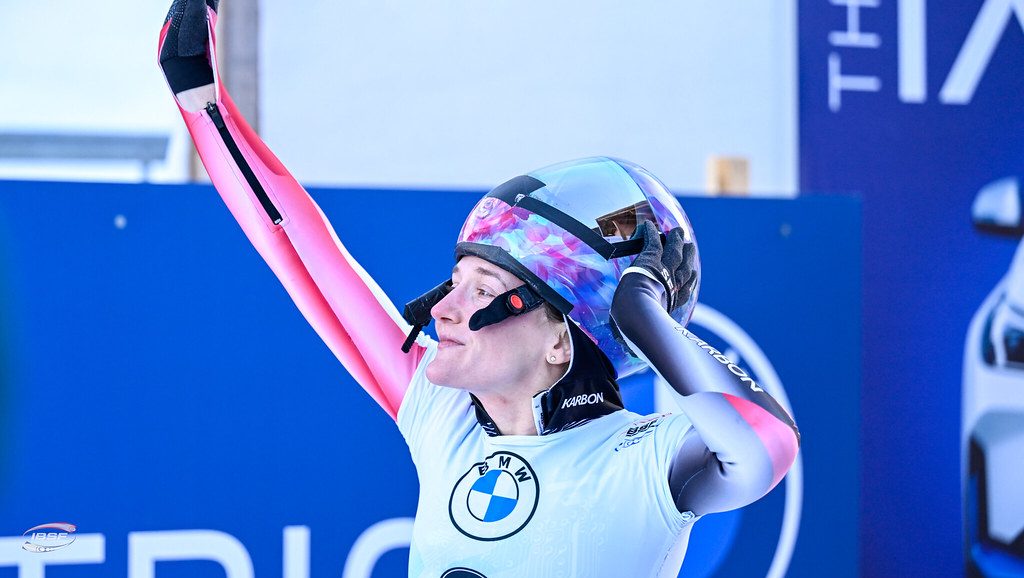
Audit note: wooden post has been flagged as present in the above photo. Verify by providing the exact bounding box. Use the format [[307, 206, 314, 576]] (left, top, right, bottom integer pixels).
[[705, 156, 750, 196], [190, 0, 260, 181]]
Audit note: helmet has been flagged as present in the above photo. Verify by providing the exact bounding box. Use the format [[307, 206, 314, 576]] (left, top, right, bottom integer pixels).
[[454, 156, 699, 378]]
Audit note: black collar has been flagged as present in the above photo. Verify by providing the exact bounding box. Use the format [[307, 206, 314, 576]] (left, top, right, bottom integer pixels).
[[469, 320, 624, 436]]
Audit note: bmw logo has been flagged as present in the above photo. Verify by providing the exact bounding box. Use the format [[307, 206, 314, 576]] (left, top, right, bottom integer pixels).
[[449, 451, 539, 541]]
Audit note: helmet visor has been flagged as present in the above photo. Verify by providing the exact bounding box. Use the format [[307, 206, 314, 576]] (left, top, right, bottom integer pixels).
[[528, 157, 660, 242]]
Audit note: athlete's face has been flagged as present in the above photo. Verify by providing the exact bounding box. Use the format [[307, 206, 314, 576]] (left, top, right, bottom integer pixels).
[[426, 256, 569, 395]]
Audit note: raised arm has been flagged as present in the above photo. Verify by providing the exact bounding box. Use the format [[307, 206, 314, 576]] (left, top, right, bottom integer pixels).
[[157, 0, 425, 418], [610, 222, 800, 515]]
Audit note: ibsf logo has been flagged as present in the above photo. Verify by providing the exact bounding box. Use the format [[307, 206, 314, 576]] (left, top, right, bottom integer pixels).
[[22, 522, 77, 553], [614, 415, 665, 452]]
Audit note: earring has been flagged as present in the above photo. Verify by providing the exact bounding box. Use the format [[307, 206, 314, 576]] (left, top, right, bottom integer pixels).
[[548, 355, 557, 363]]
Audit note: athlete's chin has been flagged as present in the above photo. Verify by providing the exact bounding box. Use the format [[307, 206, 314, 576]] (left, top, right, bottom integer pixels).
[[425, 358, 469, 389]]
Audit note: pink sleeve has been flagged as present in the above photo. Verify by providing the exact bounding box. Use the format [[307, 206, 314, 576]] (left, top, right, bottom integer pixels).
[[159, 22, 425, 420], [722, 394, 799, 490]]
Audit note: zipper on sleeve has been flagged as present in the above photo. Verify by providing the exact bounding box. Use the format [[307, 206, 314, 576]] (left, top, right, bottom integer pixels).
[[206, 102, 284, 225]]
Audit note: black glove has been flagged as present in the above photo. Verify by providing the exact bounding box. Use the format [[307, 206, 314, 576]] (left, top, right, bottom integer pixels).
[[627, 221, 697, 313], [159, 0, 220, 94]]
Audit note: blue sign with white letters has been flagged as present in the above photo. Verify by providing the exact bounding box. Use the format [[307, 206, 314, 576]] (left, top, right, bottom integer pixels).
[[0, 181, 859, 577], [799, 1, 1024, 576]]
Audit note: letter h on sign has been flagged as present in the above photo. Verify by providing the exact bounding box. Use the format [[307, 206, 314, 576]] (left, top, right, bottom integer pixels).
[[828, 0, 882, 111]]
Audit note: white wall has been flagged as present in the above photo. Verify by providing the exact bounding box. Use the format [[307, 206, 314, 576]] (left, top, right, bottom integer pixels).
[[0, 1, 796, 194], [261, 0, 797, 195], [0, 0, 189, 182]]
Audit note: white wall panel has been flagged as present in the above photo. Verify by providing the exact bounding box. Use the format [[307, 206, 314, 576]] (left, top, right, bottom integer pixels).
[[0, 0, 189, 182], [261, 1, 797, 196]]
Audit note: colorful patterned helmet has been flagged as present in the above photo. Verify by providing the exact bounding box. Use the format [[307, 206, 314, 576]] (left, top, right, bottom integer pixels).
[[456, 156, 700, 378]]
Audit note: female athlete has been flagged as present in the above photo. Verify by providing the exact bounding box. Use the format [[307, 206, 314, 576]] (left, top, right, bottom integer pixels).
[[158, 2, 800, 576]]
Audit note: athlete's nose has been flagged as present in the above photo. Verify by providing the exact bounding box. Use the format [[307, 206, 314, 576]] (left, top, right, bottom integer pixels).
[[431, 284, 464, 325]]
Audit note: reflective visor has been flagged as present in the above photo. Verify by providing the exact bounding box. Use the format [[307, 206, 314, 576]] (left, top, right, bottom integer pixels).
[[485, 158, 660, 260], [528, 157, 659, 241]]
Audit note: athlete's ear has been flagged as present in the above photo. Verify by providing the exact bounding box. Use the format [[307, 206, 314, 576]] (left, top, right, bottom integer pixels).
[[546, 326, 571, 365]]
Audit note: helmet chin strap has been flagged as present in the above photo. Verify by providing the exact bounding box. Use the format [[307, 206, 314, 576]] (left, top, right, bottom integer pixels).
[[468, 285, 546, 331]]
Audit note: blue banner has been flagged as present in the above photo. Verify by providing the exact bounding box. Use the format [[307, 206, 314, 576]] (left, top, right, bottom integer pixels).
[[0, 181, 859, 577], [799, 1, 1024, 575]]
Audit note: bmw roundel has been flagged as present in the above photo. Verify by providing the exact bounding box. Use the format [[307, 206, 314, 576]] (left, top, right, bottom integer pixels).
[[449, 451, 539, 541]]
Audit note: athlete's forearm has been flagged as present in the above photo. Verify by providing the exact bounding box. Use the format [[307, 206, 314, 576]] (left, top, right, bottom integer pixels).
[[158, 20, 422, 418], [610, 272, 799, 512]]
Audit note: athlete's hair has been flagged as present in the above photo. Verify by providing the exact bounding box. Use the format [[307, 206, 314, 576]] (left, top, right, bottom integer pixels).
[[542, 302, 563, 324]]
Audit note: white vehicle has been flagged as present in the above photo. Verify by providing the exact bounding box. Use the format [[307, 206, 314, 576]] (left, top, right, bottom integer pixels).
[[964, 177, 1024, 577]]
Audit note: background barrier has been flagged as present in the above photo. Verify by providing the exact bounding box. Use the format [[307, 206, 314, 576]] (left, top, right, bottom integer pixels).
[[799, 1, 1024, 574], [0, 181, 859, 577]]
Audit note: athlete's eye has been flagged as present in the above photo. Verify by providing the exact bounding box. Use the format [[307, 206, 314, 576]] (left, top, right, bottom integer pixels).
[[476, 288, 495, 299]]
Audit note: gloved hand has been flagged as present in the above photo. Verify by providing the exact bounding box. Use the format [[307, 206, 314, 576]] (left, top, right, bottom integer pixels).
[[159, 0, 220, 95], [625, 221, 697, 313]]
